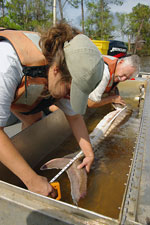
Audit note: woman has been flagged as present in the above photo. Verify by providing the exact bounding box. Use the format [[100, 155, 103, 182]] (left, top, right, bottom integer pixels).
[[0, 23, 104, 197]]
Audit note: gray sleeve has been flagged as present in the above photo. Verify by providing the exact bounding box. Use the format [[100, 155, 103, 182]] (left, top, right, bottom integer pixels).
[[55, 98, 77, 116], [0, 41, 23, 127]]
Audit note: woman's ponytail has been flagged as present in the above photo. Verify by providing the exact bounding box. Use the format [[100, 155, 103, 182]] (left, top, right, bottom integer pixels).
[[40, 23, 81, 65]]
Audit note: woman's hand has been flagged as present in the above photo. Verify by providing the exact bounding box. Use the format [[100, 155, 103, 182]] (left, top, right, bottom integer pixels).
[[26, 174, 57, 198], [77, 155, 94, 173]]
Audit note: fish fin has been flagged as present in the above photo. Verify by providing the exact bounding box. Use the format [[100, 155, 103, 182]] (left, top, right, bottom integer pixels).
[[40, 158, 70, 170], [67, 160, 87, 204], [40, 157, 87, 204]]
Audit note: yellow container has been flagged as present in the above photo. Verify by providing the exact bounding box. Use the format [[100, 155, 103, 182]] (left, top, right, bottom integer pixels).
[[91, 40, 110, 55]]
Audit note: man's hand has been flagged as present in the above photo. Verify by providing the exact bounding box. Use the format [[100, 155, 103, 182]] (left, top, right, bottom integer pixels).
[[77, 155, 94, 173], [112, 95, 126, 105]]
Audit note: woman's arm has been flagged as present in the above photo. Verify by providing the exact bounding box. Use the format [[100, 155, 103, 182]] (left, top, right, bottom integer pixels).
[[0, 127, 55, 197], [0, 41, 55, 197], [11, 110, 43, 130], [65, 114, 94, 172]]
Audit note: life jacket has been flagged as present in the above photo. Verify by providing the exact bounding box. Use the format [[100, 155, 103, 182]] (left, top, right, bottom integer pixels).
[[0, 28, 55, 114], [103, 55, 118, 93]]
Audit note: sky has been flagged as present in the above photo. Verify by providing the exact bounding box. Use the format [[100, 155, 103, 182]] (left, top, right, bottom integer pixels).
[[62, 0, 150, 41], [64, 0, 150, 27], [110, 0, 150, 13]]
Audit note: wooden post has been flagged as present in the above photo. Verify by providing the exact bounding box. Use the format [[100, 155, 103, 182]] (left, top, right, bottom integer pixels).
[[53, 0, 57, 26]]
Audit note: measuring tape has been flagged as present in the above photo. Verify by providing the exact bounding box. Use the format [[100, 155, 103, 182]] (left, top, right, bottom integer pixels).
[[49, 151, 84, 200]]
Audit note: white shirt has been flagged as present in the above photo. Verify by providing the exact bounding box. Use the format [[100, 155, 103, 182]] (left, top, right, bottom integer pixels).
[[0, 41, 76, 127], [88, 64, 110, 102]]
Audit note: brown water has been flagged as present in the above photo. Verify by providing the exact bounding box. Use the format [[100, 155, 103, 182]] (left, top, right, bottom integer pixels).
[[140, 56, 150, 73], [38, 99, 141, 219]]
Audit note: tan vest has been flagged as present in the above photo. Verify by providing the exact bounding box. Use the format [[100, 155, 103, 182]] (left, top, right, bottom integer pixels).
[[0, 28, 49, 113]]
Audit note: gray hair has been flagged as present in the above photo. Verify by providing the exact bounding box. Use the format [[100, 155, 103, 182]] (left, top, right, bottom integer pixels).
[[119, 55, 140, 77]]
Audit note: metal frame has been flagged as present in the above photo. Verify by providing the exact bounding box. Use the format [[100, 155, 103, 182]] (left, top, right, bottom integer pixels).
[[0, 181, 118, 225], [120, 79, 150, 225], [1, 79, 150, 225]]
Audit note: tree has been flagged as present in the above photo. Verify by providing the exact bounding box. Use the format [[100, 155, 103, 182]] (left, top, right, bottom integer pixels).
[[84, 0, 123, 39], [0, 0, 7, 17], [116, 13, 127, 41], [29, 0, 53, 30], [80, 0, 84, 33], [0, 0, 22, 29], [57, 0, 79, 21], [1, 0, 53, 30], [128, 4, 150, 54]]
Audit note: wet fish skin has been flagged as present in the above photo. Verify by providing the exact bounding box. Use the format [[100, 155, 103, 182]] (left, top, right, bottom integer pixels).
[[112, 103, 125, 110], [90, 107, 132, 148], [41, 106, 132, 204], [40, 156, 87, 205], [104, 107, 132, 137]]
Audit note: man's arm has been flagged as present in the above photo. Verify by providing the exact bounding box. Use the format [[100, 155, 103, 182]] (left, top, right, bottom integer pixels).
[[88, 95, 126, 108], [0, 127, 55, 196], [65, 114, 94, 173]]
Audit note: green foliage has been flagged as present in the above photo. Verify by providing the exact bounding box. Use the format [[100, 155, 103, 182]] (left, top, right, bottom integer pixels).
[[128, 4, 150, 33], [129, 4, 150, 37], [84, 0, 118, 40], [0, 16, 22, 29], [128, 4, 150, 55], [115, 4, 150, 55], [1, 0, 150, 56], [67, 0, 80, 8], [0, 0, 53, 30], [116, 13, 130, 41], [0, 0, 7, 17]]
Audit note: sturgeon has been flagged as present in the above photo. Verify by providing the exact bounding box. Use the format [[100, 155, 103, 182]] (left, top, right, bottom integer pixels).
[[40, 106, 132, 204]]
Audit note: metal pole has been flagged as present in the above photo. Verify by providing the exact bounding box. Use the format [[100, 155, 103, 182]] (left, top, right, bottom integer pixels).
[[53, 0, 57, 26]]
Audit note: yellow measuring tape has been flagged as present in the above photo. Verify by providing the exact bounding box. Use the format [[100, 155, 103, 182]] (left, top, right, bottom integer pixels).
[[49, 151, 83, 200]]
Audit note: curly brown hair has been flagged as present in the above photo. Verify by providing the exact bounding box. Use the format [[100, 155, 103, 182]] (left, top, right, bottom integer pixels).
[[39, 22, 81, 83]]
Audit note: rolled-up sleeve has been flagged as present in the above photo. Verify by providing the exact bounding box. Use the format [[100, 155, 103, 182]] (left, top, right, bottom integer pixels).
[[88, 64, 110, 102]]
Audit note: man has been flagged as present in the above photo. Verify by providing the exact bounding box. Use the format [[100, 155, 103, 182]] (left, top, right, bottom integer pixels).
[[88, 55, 140, 108]]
